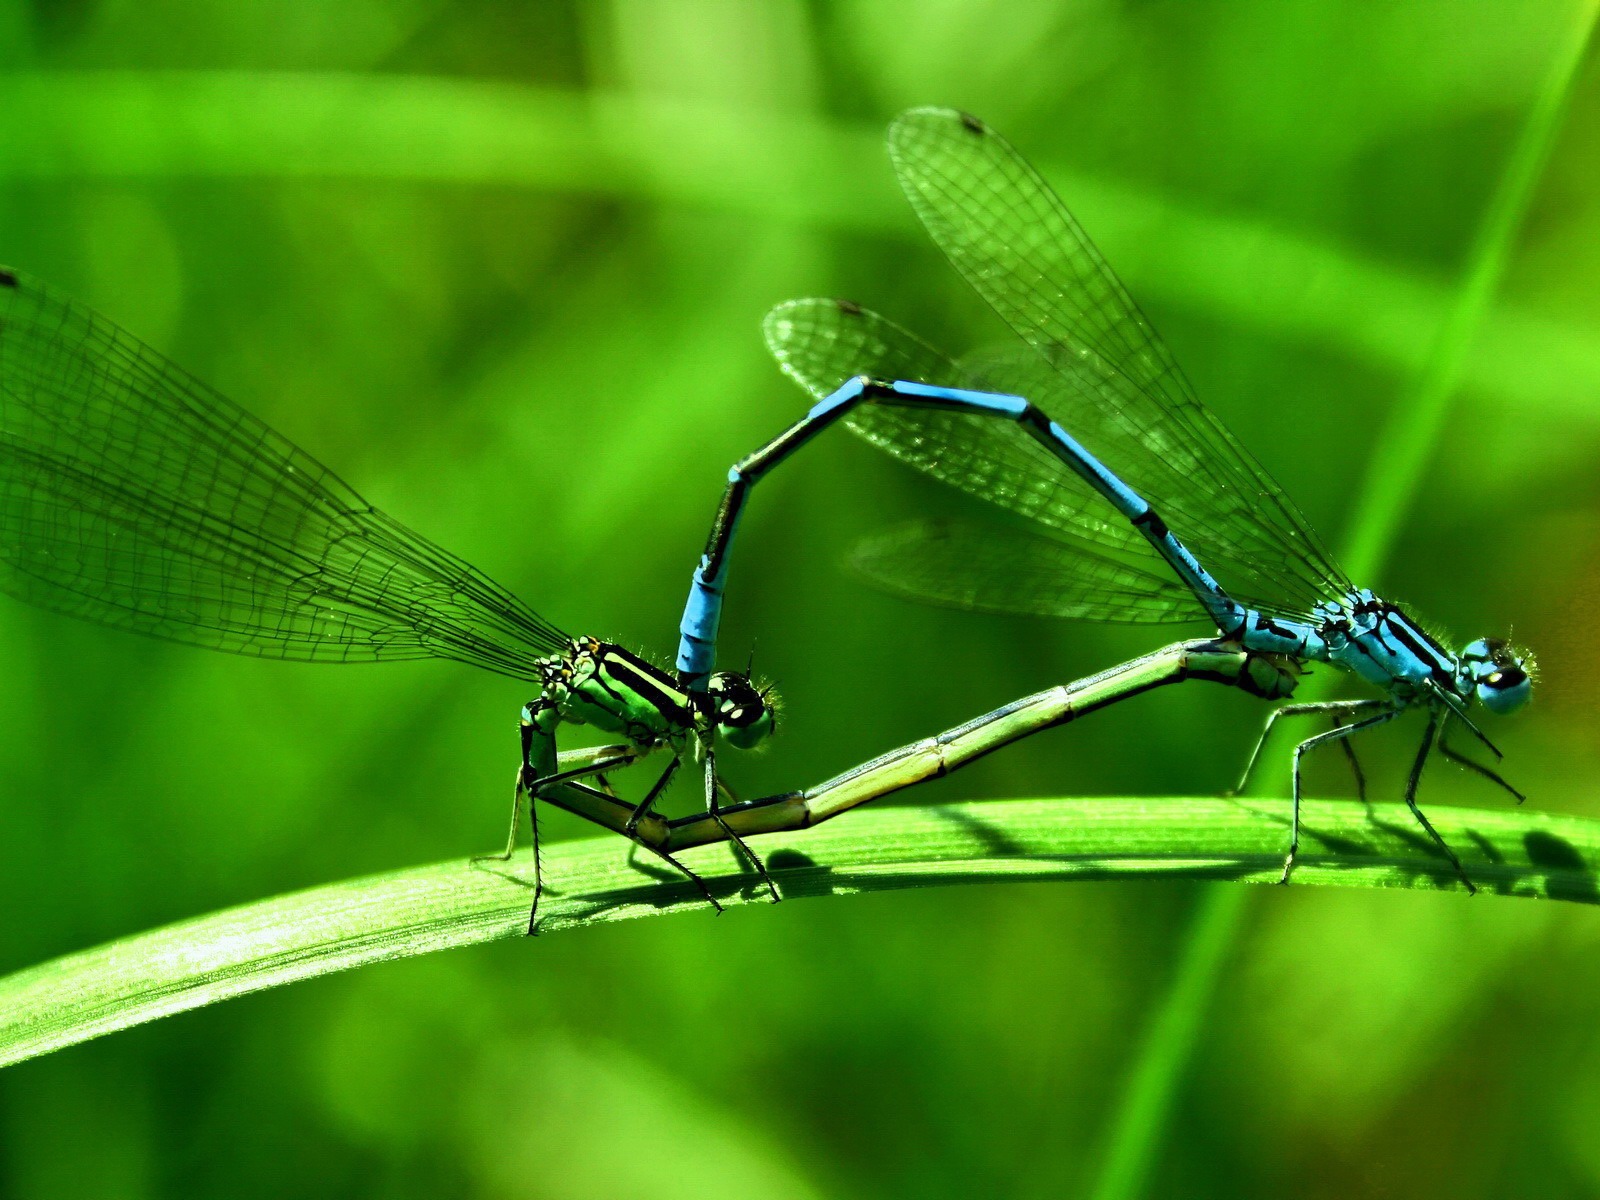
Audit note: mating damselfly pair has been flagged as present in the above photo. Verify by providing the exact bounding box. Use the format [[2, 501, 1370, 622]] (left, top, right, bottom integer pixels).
[[0, 108, 1529, 924]]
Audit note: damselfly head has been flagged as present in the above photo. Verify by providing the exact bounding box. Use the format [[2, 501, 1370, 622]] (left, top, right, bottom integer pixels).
[[1462, 637, 1533, 715], [707, 671, 778, 750]]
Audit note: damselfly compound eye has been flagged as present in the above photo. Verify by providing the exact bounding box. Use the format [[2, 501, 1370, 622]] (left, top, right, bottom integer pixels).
[[707, 672, 776, 749], [1464, 638, 1533, 715]]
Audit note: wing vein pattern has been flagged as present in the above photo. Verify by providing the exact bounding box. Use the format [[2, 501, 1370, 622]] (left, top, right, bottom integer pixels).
[[769, 107, 1351, 624], [0, 270, 565, 678]]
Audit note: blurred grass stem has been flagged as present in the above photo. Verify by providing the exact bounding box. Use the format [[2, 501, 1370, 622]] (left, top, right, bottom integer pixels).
[[1, 73, 1599, 425], [1088, 8, 1600, 1198]]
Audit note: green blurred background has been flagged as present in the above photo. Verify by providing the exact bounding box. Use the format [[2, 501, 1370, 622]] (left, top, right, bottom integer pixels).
[[3, 0, 1600, 1195]]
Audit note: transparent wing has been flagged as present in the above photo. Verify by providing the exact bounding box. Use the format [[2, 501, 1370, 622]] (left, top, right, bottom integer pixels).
[[852, 519, 1202, 624], [0, 269, 567, 678], [766, 299, 1312, 622], [764, 298, 1141, 557], [885, 107, 1350, 615], [953, 343, 1329, 616]]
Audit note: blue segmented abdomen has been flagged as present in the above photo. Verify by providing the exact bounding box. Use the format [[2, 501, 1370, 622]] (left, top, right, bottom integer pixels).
[[1237, 611, 1328, 661]]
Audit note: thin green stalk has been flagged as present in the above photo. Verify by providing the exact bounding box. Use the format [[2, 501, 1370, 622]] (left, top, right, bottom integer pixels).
[[4, 795, 1598, 1071], [1088, 9, 1599, 1199], [1089, 885, 1249, 1200]]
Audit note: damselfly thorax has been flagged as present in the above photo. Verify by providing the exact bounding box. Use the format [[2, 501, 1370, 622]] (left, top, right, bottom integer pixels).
[[537, 638, 696, 749], [532, 637, 774, 751], [1235, 588, 1531, 713]]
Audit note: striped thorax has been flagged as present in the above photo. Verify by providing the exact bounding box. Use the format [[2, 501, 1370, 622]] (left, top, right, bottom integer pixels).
[[530, 637, 777, 751]]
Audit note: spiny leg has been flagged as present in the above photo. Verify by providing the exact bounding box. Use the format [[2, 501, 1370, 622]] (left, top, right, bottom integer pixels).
[[620, 759, 668, 872], [528, 743, 643, 814], [468, 719, 546, 931], [1437, 695, 1504, 760], [1439, 715, 1525, 804], [528, 767, 728, 930], [704, 746, 781, 902], [474, 719, 545, 865], [590, 753, 627, 817], [624, 754, 681, 837], [1329, 712, 1368, 803], [476, 703, 653, 933], [1403, 710, 1476, 894], [1234, 700, 1386, 795], [475, 767, 528, 865], [540, 755, 641, 789], [1282, 707, 1401, 884], [476, 701, 573, 871], [525, 780, 545, 933], [473, 726, 642, 929], [512, 718, 557, 933], [623, 755, 725, 915]]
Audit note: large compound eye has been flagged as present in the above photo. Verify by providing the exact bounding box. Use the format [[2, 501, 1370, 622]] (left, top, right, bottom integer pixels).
[[1464, 638, 1533, 715], [1477, 666, 1531, 715], [708, 672, 777, 749]]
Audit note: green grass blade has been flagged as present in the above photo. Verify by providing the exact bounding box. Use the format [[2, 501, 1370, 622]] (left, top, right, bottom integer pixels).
[[2, 796, 1597, 1071], [1089, 9, 1600, 1198]]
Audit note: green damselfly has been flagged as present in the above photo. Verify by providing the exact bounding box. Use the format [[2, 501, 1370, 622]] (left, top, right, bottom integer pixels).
[[0, 267, 776, 928]]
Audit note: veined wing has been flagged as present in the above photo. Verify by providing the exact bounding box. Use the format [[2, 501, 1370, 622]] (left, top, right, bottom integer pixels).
[[852, 519, 1201, 624], [0, 269, 567, 678], [954, 343, 1330, 617], [765, 298, 1143, 558], [767, 299, 1309, 621], [886, 107, 1350, 616], [767, 299, 1201, 621]]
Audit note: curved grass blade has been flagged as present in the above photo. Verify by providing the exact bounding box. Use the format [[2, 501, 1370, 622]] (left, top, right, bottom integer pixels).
[[3, 796, 1597, 1070]]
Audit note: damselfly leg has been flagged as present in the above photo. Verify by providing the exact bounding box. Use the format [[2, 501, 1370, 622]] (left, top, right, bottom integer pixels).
[[1403, 710, 1476, 893], [1439, 717, 1526, 803], [614, 755, 726, 921], [475, 717, 725, 932], [703, 747, 782, 901], [1328, 711, 1368, 802], [1233, 700, 1388, 798], [1285, 708, 1401, 881]]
